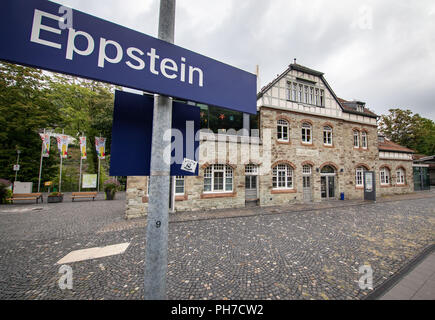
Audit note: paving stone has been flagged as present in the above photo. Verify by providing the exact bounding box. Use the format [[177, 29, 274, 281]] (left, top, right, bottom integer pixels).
[[0, 193, 434, 300]]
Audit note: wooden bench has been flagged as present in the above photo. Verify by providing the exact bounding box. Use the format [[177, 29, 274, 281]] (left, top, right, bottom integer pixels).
[[7, 193, 43, 204], [71, 192, 98, 201]]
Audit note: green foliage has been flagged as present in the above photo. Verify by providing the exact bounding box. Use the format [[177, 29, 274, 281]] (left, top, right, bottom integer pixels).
[[103, 178, 121, 192], [0, 62, 123, 191], [0, 183, 8, 204], [0, 62, 62, 186], [379, 108, 435, 155]]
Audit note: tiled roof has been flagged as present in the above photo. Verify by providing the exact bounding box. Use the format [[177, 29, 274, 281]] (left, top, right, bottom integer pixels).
[[378, 139, 415, 153]]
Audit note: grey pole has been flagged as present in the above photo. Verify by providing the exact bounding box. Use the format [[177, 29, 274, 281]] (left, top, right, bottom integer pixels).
[[143, 0, 175, 300], [59, 129, 64, 193], [37, 129, 45, 193]]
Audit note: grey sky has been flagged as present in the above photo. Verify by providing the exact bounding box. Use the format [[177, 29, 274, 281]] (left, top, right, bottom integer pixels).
[[53, 0, 435, 120]]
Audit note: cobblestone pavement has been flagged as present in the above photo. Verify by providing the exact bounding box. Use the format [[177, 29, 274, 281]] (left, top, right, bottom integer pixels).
[[0, 193, 434, 300]]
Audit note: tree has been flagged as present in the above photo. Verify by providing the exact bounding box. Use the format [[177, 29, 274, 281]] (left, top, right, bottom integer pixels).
[[0, 62, 62, 186], [379, 108, 435, 155]]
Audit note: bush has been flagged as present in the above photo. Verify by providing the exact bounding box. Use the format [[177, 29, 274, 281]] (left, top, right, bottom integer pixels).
[[103, 178, 121, 192], [0, 182, 9, 204]]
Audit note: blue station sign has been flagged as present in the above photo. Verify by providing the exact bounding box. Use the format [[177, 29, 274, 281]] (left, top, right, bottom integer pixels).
[[0, 0, 257, 114], [110, 91, 200, 177]]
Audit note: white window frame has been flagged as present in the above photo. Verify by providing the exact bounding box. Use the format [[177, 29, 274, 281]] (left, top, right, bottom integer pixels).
[[292, 83, 297, 101], [355, 167, 366, 187], [353, 130, 360, 148], [380, 168, 390, 185], [323, 126, 333, 146], [204, 164, 233, 193], [361, 131, 368, 149], [320, 90, 325, 106], [301, 123, 312, 144], [286, 81, 291, 100], [245, 164, 258, 175], [277, 119, 289, 142], [396, 168, 405, 185], [298, 84, 303, 102], [272, 164, 293, 189], [302, 165, 312, 175], [175, 176, 185, 195]]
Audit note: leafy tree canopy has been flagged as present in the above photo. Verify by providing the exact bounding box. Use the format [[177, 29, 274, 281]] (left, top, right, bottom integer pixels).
[[379, 108, 435, 156]]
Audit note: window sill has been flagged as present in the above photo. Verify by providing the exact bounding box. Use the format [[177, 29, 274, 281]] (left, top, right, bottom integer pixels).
[[396, 183, 407, 187], [323, 144, 334, 148], [300, 142, 313, 147], [277, 139, 290, 144], [355, 186, 364, 190], [201, 192, 237, 199], [271, 189, 296, 194], [175, 194, 188, 201]]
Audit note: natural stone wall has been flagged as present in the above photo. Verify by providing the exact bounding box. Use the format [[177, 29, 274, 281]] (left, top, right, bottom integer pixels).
[[125, 107, 414, 219], [376, 159, 414, 196]]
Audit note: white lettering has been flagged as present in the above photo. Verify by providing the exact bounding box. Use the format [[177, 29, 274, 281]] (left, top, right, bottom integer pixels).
[[160, 58, 178, 79], [180, 57, 186, 82], [147, 48, 160, 75], [126, 47, 145, 70], [189, 66, 204, 87], [66, 29, 95, 60], [30, 9, 62, 49], [98, 38, 123, 68]]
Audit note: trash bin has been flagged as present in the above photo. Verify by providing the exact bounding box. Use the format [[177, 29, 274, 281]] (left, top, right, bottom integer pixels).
[[340, 192, 344, 200]]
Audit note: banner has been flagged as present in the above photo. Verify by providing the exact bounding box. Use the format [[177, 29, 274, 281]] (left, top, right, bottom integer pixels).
[[39, 133, 50, 158], [80, 137, 87, 160], [56, 135, 69, 159], [95, 137, 106, 160]]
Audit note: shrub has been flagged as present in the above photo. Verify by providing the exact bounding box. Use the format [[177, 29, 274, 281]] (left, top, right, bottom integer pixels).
[[103, 178, 121, 192]]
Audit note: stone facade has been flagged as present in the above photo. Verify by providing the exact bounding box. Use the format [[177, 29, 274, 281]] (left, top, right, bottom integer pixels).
[[125, 63, 415, 219]]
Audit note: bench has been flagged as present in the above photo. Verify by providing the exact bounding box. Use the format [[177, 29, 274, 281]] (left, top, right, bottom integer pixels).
[[71, 192, 98, 201], [7, 193, 43, 204]]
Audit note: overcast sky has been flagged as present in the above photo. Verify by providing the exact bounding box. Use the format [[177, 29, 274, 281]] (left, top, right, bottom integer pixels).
[[53, 0, 435, 120]]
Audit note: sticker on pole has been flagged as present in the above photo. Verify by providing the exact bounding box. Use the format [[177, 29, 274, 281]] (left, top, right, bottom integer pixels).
[[13, 164, 20, 171], [181, 158, 197, 174]]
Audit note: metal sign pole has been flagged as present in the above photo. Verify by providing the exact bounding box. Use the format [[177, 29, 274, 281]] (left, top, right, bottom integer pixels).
[[143, 0, 175, 300]]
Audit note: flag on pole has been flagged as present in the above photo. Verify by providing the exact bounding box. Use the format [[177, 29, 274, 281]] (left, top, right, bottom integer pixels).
[[80, 136, 87, 160], [39, 133, 50, 158], [56, 135, 69, 159], [95, 137, 106, 159]]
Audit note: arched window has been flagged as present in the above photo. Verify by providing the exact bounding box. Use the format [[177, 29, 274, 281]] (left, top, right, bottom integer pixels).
[[361, 131, 368, 149], [302, 123, 312, 144], [302, 165, 312, 175], [353, 130, 360, 148], [321, 165, 335, 174], [396, 168, 405, 185], [204, 164, 233, 193], [355, 166, 367, 187], [323, 126, 333, 146], [380, 167, 390, 185], [272, 164, 293, 189], [277, 119, 289, 142]]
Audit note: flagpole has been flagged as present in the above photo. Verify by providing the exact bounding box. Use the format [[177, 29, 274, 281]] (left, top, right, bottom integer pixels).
[[59, 129, 64, 193], [79, 157, 82, 192], [37, 129, 45, 193], [97, 134, 101, 193]]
